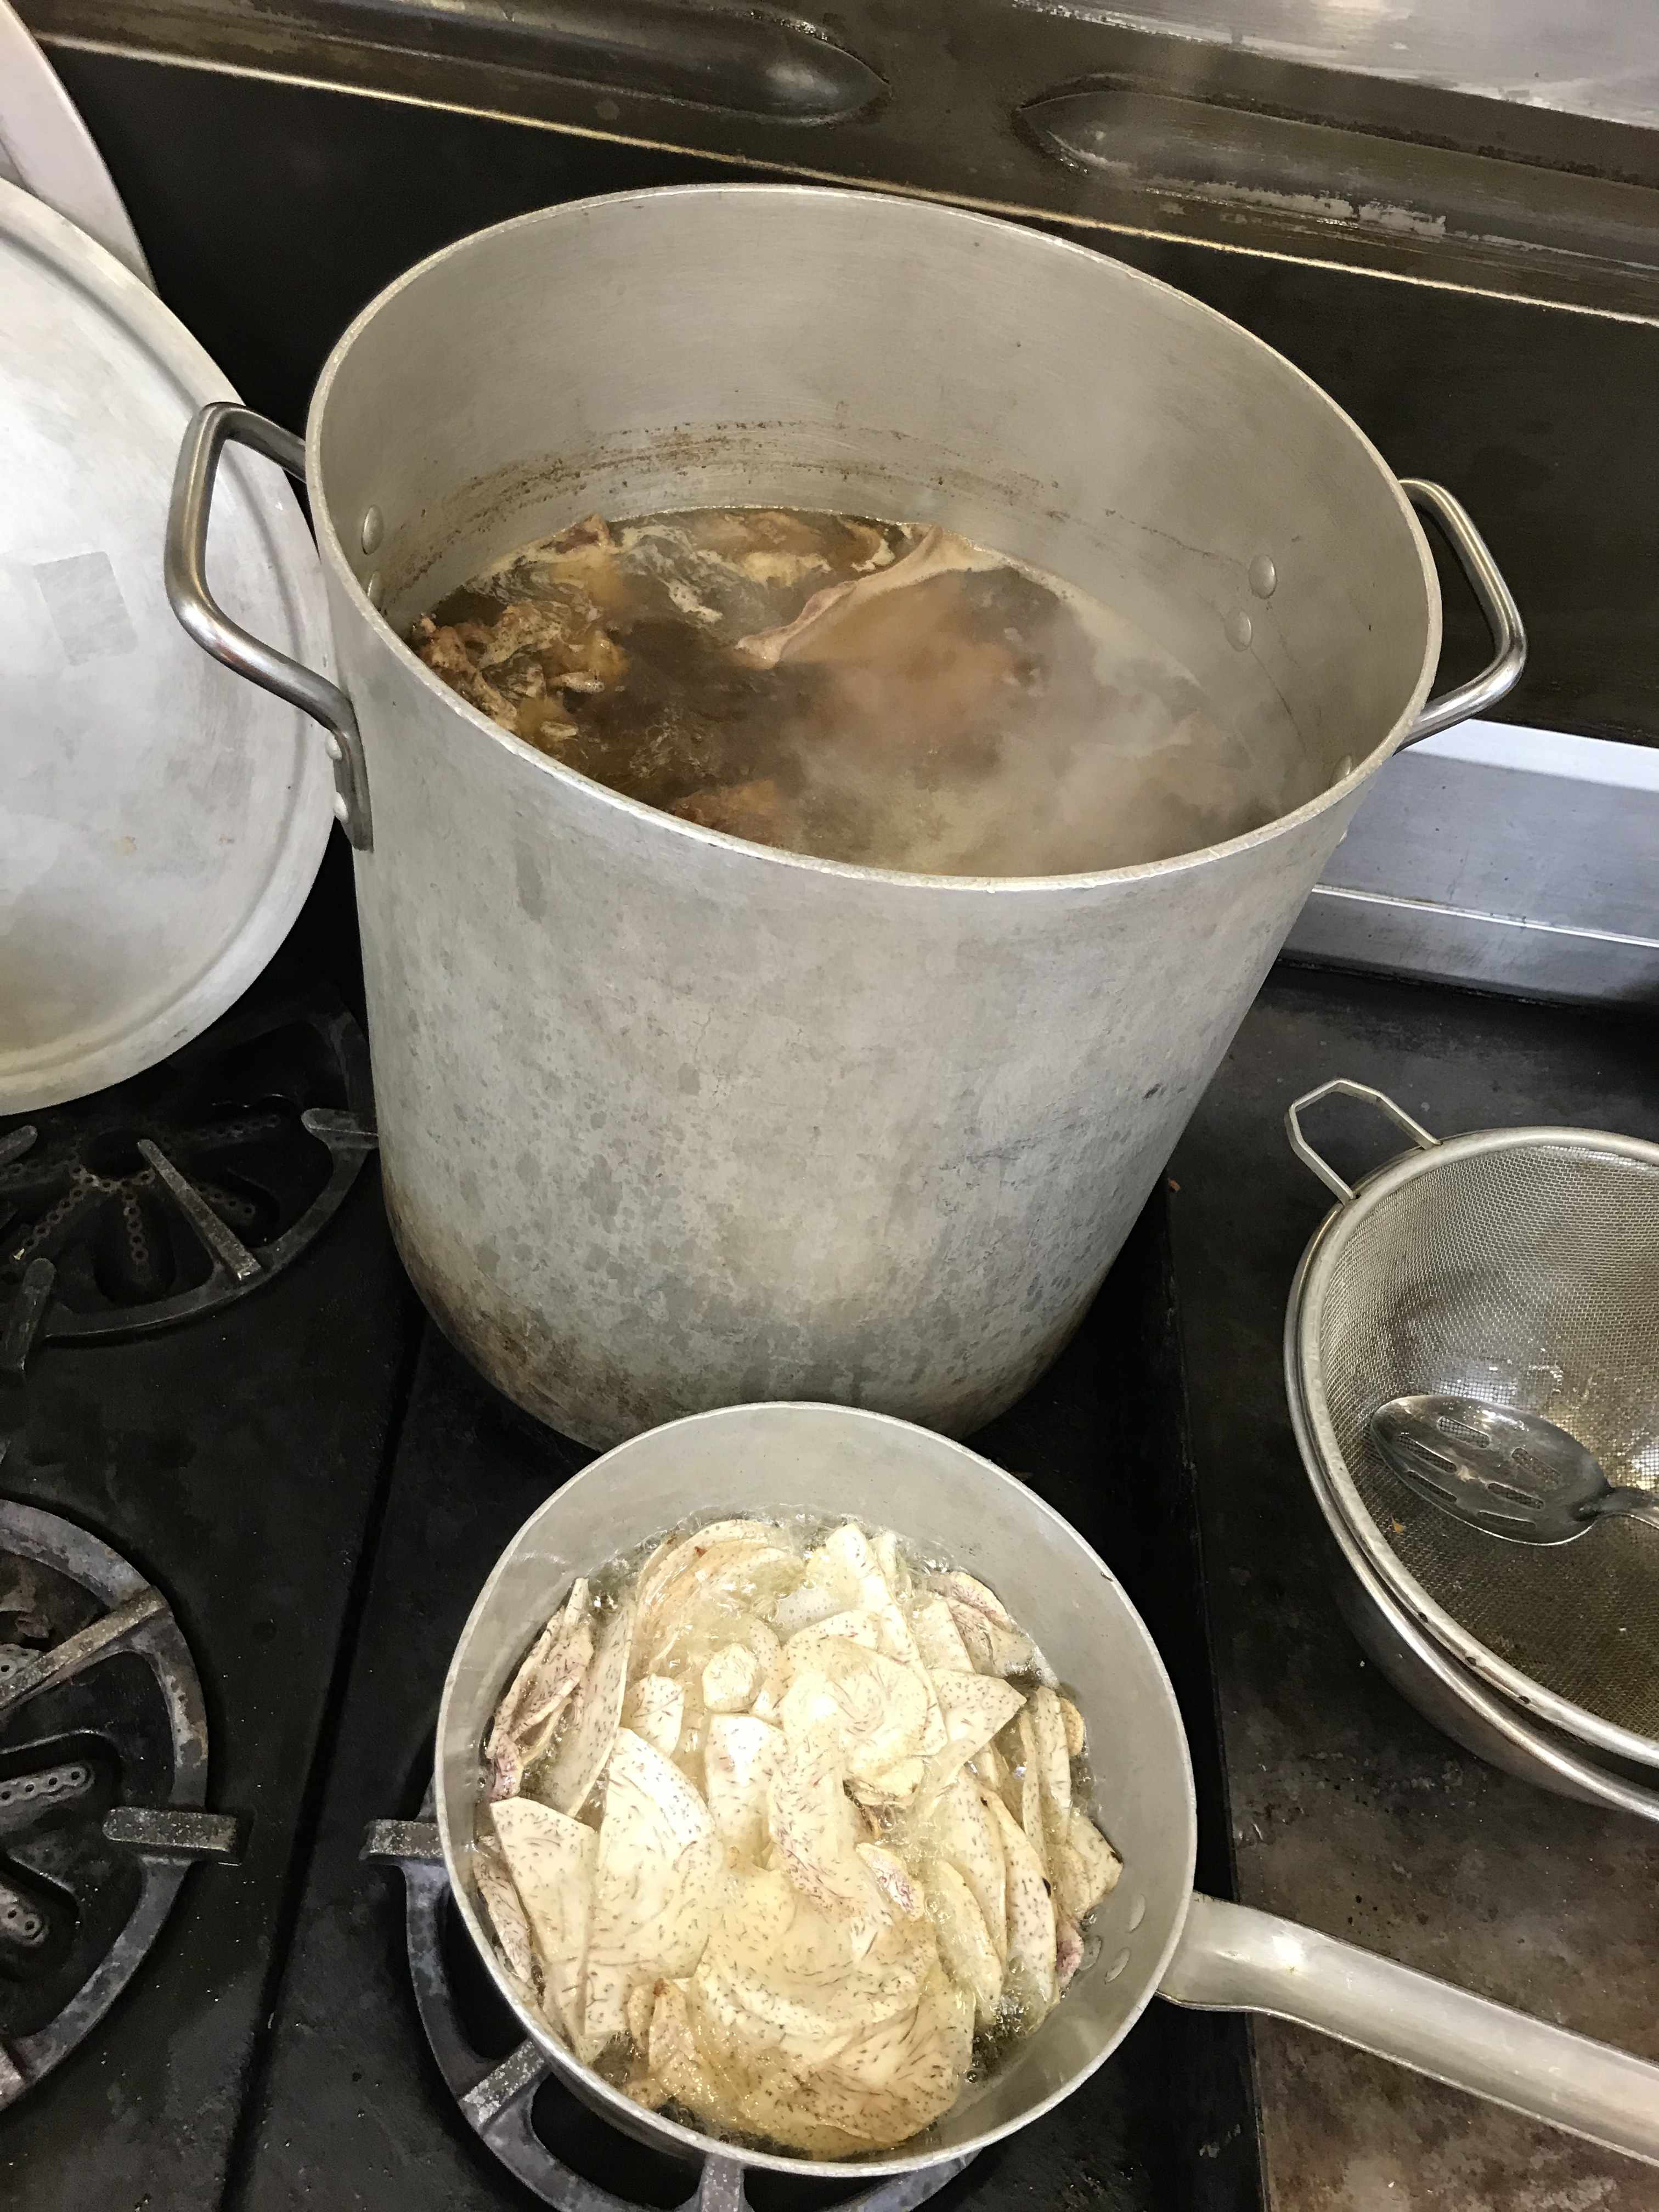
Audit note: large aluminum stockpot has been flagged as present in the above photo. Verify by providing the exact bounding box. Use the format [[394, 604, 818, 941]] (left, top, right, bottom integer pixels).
[[166, 187, 1523, 1448], [433, 1405, 1659, 2182]]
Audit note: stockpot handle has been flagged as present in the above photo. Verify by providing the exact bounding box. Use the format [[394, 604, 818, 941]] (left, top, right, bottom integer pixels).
[[165, 401, 373, 849], [1160, 1893, 1659, 2166], [1397, 479, 1526, 748], [1285, 1078, 1437, 1203]]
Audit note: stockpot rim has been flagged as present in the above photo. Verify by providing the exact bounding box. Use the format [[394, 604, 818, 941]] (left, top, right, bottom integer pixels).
[[306, 182, 1442, 898]]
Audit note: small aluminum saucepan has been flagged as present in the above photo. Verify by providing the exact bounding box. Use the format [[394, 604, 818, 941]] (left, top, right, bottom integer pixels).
[[436, 1404, 1659, 2187]]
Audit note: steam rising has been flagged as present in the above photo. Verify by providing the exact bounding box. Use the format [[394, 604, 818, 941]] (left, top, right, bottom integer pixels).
[[412, 507, 1304, 876]]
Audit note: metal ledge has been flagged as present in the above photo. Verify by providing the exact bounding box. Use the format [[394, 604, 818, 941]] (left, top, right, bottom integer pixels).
[[1288, 886, 1659, 1007], [1288, 723, 1659, 1006], [24, 0, 1659, 319], [24, 0, 885, 125]]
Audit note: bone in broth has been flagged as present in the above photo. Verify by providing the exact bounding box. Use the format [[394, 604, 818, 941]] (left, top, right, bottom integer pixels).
[[412, 506, 1285, 874]]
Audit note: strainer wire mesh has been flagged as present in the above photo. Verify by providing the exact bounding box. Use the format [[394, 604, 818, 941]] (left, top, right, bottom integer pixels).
[[1294, 1126, 1659, 1754]]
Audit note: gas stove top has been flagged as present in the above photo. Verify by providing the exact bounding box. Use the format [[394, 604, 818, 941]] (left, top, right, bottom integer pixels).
[[360, 1792, 973, 2212], [0, 946, 1257, 2212], [227, 1214, 1257, 2212], [0, 985, 375, 1372], [0, 963, 418, 2209], [0, 1493, 241, 2109], [9, 935, 1653, 2212]]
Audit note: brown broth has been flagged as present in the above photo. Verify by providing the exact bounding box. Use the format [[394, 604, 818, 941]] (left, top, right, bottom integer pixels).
[[412, 505, 1288, 874]]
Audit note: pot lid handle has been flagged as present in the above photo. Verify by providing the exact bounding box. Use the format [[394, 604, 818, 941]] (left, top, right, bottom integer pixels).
[[166, 402, 372, 850]]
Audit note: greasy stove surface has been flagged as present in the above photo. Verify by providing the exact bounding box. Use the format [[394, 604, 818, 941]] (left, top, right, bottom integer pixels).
[[8, 953, 1653, 2212], [0, 969, 418, 2211], [1172, 967, 1659, 2210], [226, 1207, 1260, 2212]]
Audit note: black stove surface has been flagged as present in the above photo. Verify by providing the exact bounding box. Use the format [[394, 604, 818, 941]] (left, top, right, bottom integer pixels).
[[0, 1491, 241, 2112], [0, 838, 1260, 2211], [225, 1206, 1261, 2212], [1171, 968, 1659, 2210], [0, 969, 419, 2211], [0, 983, 375, 1370]]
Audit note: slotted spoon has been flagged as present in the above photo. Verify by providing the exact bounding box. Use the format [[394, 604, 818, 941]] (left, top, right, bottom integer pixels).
[[1372, 1395, 1659, 1547]]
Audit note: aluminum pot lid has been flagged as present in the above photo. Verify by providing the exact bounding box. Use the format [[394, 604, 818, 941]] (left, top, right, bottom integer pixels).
[[0, 0, 151, 283], [1, 179, 333, 1113]]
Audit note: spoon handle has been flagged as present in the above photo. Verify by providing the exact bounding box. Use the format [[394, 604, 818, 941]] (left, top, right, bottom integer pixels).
[[1591, 1487, 1659, 1532]]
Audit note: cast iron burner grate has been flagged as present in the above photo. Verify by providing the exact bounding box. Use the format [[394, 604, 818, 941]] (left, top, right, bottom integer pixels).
[[363, 1800, 973, 2212], [0, 1494, 245, 2105], [0, 988, 376, 1375]]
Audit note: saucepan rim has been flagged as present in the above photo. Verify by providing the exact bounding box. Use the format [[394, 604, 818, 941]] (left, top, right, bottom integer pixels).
[[434, 1399, 1199, 2179]]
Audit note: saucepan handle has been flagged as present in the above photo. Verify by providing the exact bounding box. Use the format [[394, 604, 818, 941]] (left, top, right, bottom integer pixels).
[[1161, 1893, 1659, 2166], [165, 400, 373, 850], [1397, 480, 1526, 748]]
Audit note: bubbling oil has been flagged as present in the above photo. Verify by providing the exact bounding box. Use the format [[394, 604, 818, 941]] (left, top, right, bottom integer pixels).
[[473, 1507, 1122, 2158]]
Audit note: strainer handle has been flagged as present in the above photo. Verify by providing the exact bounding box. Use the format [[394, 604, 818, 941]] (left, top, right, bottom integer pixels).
[[1285, 1079, 1437, 1203], [1162, 1894, 1659, 2166]]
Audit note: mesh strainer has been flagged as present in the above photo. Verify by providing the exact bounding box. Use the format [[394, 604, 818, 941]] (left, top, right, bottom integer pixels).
[[1283, 1080, 1659, 1774]]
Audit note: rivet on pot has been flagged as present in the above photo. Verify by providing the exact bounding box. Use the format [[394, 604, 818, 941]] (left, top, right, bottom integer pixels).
[[332, 793, 351, 825], [366, 572, 385, 608], [323, 734, 342, 763], [1225, 610, 1253, 651], [1249, 554, 1277, 599], [360, 506, 384, 555], [1105, 1946, 1132, 1982], [1127, 1893, 1147, 1931]]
